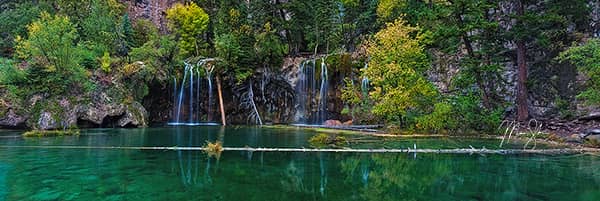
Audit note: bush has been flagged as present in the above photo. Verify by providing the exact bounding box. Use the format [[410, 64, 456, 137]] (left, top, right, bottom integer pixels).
[[0, 59, 27, 85], [100, 51, 112, 73], [15, 12, 93, 96], [415, 102, 455, 132], [448, 93, 503, 133], [558, 39, 600, 105]]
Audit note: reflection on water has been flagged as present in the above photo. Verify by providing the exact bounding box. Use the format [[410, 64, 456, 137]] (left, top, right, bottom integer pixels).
[[0, 127, 599, 200], [174, 126, 226, 186]]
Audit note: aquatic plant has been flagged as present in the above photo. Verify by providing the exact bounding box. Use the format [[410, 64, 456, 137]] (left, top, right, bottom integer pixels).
[[204, 140, 223, 159], [309, 133, 348, 148], [22, 129, 80, 137]]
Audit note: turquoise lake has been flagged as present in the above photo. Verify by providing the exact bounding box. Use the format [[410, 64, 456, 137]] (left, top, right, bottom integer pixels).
[[0, 127, 599, 201]]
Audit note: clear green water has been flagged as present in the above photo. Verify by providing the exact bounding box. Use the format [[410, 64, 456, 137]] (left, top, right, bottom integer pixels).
[[0, 127, 599, 201]]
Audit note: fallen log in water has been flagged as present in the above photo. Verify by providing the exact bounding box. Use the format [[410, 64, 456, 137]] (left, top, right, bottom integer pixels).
[[1, 145, 599, 155]]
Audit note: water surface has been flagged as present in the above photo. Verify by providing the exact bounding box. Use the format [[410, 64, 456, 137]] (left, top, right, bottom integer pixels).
[[0, 127, 598, 201]]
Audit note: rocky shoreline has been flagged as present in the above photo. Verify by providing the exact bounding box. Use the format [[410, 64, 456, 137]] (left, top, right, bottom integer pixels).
[[0, 91, 147, 130]]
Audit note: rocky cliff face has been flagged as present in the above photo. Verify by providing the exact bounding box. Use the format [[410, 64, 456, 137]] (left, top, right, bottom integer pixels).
[[121, 0, 181, 33], [0, 90, 147, 130]]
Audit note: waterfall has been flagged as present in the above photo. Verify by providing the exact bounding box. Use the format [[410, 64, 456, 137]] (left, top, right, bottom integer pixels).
[[170, 58, 219, 126], [175, 64, 188, 123], [294, 58, 329, 125], [317, 58, 328, 124], [189, 63, 194, 122], [173, 77, 177, 122], [205, 66, 213, 122], [294, 60, 308, 123], [196, 67, 201, 122], [361, 62, 369, 95]]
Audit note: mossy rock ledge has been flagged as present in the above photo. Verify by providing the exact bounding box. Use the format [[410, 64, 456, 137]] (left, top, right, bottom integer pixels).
[[0, 108, 26, 128], [0, 91, 26, 128], [0, 100, 148, 130]]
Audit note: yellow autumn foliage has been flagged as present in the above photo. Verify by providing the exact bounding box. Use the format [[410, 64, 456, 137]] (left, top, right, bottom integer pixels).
[[166, 2, 209, 57], [364, 18, 438, 122]]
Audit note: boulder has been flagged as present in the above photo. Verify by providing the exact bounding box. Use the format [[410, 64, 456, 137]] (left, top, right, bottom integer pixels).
[[117, 102, 148, 127], [0, 109, 26, 127], [585, 134, 600, 146], [324, 120, 342, 127], [78, 103, 126, 125], [37, 111, 57, 130], [77, 101, 147, 128], [566, 134, 583, 143]]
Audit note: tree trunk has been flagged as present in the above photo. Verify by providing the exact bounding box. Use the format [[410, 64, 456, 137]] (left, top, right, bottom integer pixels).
[[216, 75, 226, 126], [454, 4, 491, 109], [516, 0, 528, 122]]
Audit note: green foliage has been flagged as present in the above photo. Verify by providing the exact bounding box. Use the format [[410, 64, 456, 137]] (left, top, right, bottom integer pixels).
[[254, 22, 287, 69], [126, 23, 175, 101], [166, 2, 209, 57], [116, 13, 134, 57], [78, 0, 124, 56], [0, 58, 27, 85], [308, 133, 347, 148], [15, 12, 79, 70], [554, 97, 575, 119], [364, 18, 437, 124], [447, 93, 503, 133], [215, 33, 248, 81], [0, 1, 51, 56], [99, 52, 111, 73], [559, 39, 600, 105], [129, 26, 177, 85], [341, 78, 376, 124], [376, 0, 405, 23], [415, 102, 454, 132], [131, 19, 158, 48], [15, 12, 91, 95]]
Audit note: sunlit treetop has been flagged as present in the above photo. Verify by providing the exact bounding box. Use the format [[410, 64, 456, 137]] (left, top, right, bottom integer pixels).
[[166, 2, 209, 57]]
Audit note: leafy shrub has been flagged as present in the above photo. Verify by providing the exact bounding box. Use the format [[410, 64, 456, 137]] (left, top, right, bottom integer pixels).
[[0, 59, 27, 85], [415, 102, 454, 132], [15, 12, 92, 95], [100, 51, 112, 73], [448, 93, 503, 133], [558, 39, 600, 105]]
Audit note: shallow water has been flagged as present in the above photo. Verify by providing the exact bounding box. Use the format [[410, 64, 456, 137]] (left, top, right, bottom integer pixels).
[[0, 127, 598, 201]]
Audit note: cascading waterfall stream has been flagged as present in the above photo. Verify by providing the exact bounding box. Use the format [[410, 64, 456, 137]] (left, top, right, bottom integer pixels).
[[170, 58, 219, 126], [175, 63, 188, 123], [205, 66, 213, 122], [196, 67, 201, 123], [173, 77, 177, 122], [295, 61, 308, 123], [294, 58, 329, 125], [317, 58, 328, 124], [361, 62, 369, 95], [189, 62, 194, 123]]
